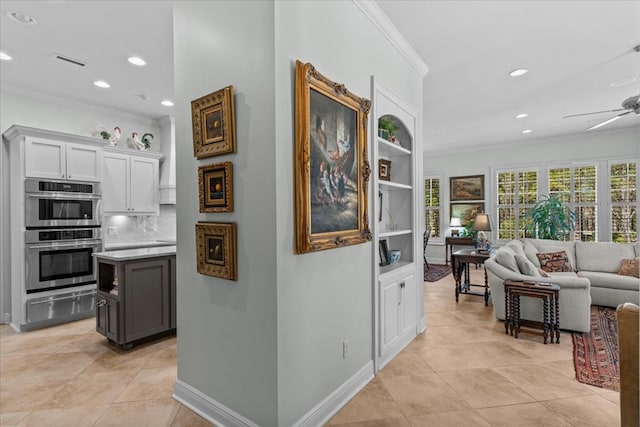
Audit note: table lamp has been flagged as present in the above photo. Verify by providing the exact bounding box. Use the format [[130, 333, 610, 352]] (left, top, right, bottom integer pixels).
[[472, 213, 492, 249], [450, 217, 462, 236]]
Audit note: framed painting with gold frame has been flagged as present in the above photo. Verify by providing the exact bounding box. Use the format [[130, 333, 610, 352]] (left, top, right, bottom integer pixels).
[[294, 60, 371, 253], [198, 161, 233, 212], [195, 222, 237, 281], [191, 85, 236, 159]]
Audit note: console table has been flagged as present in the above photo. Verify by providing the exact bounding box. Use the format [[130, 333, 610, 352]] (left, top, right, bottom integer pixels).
[[504, 280, 560, 344], [445, 237, 475, 266]]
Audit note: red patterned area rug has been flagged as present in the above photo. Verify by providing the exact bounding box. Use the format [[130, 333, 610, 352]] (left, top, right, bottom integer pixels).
[[572, 305, 619, 391], [424, 263, 451, 282]]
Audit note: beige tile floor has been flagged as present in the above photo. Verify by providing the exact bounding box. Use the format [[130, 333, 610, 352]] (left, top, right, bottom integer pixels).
[[326, 266, 620, 427], [0, 266, 620, 426]]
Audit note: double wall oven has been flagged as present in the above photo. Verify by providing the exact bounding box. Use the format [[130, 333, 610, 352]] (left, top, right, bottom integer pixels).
[[24, 178, 102, 328]]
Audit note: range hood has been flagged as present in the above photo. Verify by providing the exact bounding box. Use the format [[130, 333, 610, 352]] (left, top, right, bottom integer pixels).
[[158, 116, 176, 204]]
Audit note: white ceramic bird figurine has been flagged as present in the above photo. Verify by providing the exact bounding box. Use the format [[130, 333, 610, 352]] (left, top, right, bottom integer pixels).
[[131, 132, 145, 150], [108, 127, 121, 146]]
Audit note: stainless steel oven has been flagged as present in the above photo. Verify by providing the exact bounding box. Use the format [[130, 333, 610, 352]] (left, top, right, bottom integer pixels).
[[25, 228, 102, 293], [25, 179, 101, 228]]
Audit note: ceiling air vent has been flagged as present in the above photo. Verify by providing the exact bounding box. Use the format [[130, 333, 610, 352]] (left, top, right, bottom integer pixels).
[[53, 53, 86, 67]]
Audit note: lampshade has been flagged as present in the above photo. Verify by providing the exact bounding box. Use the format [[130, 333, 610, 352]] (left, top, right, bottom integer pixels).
[[471, 213, 492, 232], [450, 217, 462, 227]]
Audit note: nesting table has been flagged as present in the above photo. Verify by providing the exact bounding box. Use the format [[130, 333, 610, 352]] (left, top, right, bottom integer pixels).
[[504, 280, 560, 344]]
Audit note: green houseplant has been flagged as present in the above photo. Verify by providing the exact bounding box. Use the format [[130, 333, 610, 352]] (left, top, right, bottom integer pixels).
[[378, 117, 398, 140], [525, 195, 577, 240]]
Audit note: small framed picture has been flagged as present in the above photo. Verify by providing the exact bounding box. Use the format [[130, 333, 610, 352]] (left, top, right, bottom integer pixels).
[[198, 161, 233, 212], [378, 159, 391, 181], [191, 85, 236, 159], [379, 239, 390, 266], [195, 222, 238, 281]]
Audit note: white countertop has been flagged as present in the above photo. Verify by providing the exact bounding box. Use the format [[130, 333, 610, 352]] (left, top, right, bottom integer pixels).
[[104, 240, 176, 251], [94, 245, 176, 261]]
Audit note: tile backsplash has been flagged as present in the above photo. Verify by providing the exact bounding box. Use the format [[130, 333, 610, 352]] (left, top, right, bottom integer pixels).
[[103, 205, 176, 245]]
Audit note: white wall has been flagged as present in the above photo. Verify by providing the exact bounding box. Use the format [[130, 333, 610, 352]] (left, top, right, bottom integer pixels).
[[424, 126, 640, 263], [274, 2, 423, 425], [173, 2, 278, 426]]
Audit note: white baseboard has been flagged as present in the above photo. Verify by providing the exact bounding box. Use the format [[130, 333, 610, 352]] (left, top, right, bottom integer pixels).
[[426, 257, 447, 265], [173, 380, 260, 427], [293, 361, 374, 427], [174, 361, 374, 427]]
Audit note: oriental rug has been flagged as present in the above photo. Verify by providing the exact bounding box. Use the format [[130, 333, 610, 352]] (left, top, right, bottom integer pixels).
[[424, 263, 451, 282], [572, 305, 619, 391]]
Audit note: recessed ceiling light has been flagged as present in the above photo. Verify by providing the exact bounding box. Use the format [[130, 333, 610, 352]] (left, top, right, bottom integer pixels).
[[610, 77, 637, 87], [6, 10, 37, 25], [93, 80, 111, 89], [509, 68, 528, 77], [515, 113, 528, 119], [161, 100, 174, 107], [522, 129, 533, 134], [0, 52, 12, 61], [127, 56, 146, 66]]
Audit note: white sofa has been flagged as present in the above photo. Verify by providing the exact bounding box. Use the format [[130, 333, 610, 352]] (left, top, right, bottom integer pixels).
[[484, 238, 639, 333]]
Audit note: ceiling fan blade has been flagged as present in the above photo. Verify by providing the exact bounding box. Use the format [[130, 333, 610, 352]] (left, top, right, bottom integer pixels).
[[564, 108, 626, 119], [586, 111, 632, 131]]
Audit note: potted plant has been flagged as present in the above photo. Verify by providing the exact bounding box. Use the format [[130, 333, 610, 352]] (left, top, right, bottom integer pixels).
[[378, 116, 398, 141], [525, 195, 576, 240]]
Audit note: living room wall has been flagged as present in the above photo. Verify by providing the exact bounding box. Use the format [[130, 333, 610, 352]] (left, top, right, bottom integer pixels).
[[424, 126, 640, 263]]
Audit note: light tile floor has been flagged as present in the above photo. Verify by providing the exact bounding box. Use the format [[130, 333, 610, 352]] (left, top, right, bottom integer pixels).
[[0, 267, 620, 426], [326, 266, 620, 427]]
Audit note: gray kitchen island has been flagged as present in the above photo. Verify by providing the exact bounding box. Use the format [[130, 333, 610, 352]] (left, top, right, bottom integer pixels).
[[93, 246, 176, 349]]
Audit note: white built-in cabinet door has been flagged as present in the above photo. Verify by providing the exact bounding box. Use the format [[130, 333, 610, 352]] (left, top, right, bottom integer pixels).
[[25, 137, 66, 180], [380, 272, 417, 359], [103, 151, 159, 215], [103, 153, 130, 214], [130, 157, 158, 214], [25, 137, 101, 181], [65, 143, 102, 182]]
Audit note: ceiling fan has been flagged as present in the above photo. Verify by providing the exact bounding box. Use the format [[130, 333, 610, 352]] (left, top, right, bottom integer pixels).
[[564, 94, 640, 130]]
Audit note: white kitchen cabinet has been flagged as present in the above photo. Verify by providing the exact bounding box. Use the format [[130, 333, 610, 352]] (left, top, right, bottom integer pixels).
[[371, 79, 424, 372], [103, 147, 163, 215], [379, 270, 416, 367], [25, 137, 102, 182]]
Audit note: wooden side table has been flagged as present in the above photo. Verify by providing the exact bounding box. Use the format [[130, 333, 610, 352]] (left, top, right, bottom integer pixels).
[[504, 280, 560, 344], [452, 248, 491, 306], [445, 237, 475, 266]]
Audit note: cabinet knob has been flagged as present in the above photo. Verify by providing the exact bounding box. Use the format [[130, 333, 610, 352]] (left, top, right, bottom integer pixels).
[[97, 299, 107, 307]]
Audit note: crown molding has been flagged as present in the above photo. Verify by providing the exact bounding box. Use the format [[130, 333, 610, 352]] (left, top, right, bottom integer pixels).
[[353, 1, 429, 77]]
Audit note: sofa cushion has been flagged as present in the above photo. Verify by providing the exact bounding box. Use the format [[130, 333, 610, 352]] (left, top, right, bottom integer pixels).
[[537, 251, 573, 272], [578, 271, 640, 292], [522, 240, 540, 267], [495, 248, 519, 272], [515, 255, 540, 276], [618, 258, 640, 278], [538, 245, 576, 272], [506, 241, 526, 258], [527, 239, 576, 271], [576, 241, 636, 273]]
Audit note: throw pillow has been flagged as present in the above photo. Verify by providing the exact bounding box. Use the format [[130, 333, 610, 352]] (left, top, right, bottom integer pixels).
[[536, 251, 573, 273], [506, 241, 526, 258], [618, 258, 640, 278], [522, 240, 540, 267], [515, 254, 540, 277], [496, 249, 519, 272]]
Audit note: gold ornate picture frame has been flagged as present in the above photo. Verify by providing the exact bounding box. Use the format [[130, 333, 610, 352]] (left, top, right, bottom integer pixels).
[[191, 85, 236, 159], [294, 60, 371, 253], [198, 161, 233, 212], [450, 174, 484, 201], [195, 222, 237, 281]]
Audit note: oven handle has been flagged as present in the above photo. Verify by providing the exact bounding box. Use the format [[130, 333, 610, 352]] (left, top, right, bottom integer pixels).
[[27, 240, 103, 249], [26, 193, 102, 200], [29, 291, 97, 305]]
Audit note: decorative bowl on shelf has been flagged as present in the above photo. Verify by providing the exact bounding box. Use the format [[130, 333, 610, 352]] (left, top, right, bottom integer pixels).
[[389, 250, 401, 264]]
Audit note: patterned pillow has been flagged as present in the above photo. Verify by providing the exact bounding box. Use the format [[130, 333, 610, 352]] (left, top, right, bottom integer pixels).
[[618, 258, 639, 278], [536, 251, 573, 273]]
